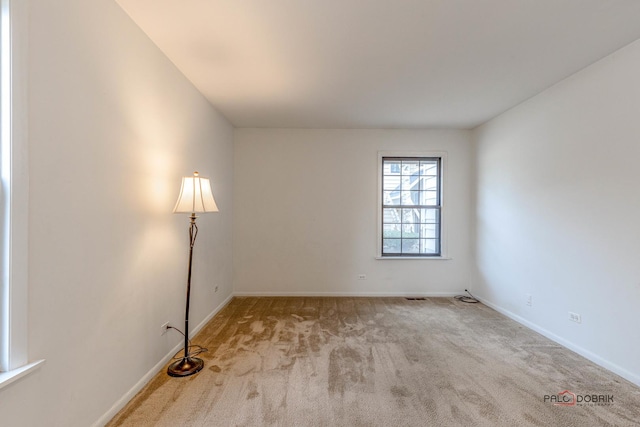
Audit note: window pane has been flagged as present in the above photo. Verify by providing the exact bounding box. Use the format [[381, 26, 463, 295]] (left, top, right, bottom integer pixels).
[[401, 208, 419, 224], [402, 208, 440, 224], [420, 223, 439, 239], [401, 191, 420, 205], [419, 175, 438, 191], [419, 190, 438, 205], [420, 239, 439, 254], [383, 208, 401, 224], [401, 224, 420, 238], [401, 174, 418, 191], [383, 224, 401, 238], [420, 161, 438, 176], [419, 208, 439, 223], [383, 190, 400, 205], [402, 161, 419, 176], [383, 239, 401, 253], [402, 239, 419, 254], [383, 161, 401, 175], [383, 175, 401, 190]]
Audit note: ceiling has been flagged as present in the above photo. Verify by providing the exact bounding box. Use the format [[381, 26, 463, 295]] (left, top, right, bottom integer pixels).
[[115, 0, 640, 129]]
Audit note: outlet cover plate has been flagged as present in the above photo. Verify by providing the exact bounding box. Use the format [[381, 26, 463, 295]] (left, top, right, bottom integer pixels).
[[568, 312, 582, 323], [161, 322, 170, 335]]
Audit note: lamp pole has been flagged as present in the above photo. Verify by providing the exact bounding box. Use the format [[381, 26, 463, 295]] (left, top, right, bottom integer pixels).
[[168, 213, 204, 377], [183, 213, 197, 359]]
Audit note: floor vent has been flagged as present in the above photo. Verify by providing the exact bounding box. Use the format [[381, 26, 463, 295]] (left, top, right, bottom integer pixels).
[[405, 297, 426, 301]]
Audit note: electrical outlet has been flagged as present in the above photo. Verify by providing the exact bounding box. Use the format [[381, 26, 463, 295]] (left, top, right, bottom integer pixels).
[[568, 312, 581, 323], [526, 294, 532, 306], [358, 274, 366, 280], [160, 322, 170, 335]]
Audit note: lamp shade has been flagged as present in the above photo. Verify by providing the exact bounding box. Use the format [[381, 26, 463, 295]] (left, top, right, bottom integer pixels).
[[173, 171, 219, 213]]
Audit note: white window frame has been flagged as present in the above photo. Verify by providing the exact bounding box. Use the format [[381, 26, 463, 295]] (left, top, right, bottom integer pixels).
[[376, 151, 450, 260], [0, 0, 42, 389]]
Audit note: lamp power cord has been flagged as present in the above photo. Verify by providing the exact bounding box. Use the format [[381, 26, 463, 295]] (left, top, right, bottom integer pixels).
[[454, 289, 479, 304], [166, 325, 208, 360]]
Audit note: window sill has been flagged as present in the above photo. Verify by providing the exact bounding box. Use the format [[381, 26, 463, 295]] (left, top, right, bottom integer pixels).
[[376, 256, 452, 260], [0, 360, 45, 391]]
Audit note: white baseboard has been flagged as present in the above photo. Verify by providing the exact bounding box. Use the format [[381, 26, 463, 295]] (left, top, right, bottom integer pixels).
[[477, 295, 640, 388], [92, 294, 234, 427], [233, 291, 461, 297]]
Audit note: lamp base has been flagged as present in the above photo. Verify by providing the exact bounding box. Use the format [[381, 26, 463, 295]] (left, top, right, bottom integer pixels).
[[167, 357, 204, 377]]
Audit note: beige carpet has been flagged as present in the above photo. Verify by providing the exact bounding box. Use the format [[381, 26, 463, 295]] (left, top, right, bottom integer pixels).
[[107, 297, 640, 426]]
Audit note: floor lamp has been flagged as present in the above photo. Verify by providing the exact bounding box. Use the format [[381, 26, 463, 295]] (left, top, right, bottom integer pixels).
[[168, 171, 218, 377]]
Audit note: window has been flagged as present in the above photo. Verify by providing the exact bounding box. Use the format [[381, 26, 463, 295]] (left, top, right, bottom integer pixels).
[[0, 0, 41, 388], [0, 0, 12, 374], [378, 153, 446, 258]]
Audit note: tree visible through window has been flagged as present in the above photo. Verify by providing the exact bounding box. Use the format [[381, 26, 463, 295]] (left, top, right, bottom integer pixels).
[[381, 157, 441, 256]]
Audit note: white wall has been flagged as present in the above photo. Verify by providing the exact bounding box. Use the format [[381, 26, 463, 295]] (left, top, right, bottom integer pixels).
[[473, 39, 640, 386], [0, 0, 233, 426], [234, 129, 473, 296]]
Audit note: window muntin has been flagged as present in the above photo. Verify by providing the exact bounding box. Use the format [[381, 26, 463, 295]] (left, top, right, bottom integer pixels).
[[381, 157, 441, 256]]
